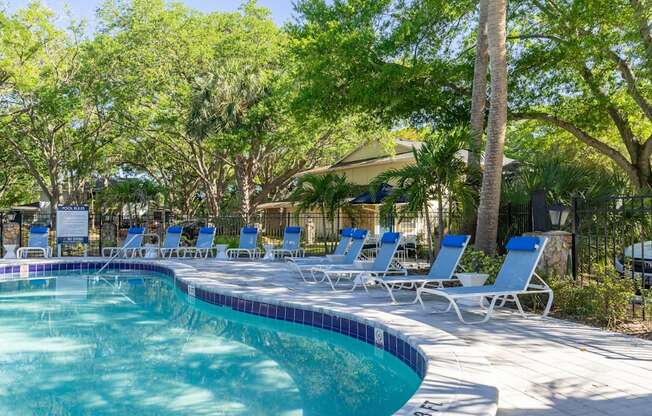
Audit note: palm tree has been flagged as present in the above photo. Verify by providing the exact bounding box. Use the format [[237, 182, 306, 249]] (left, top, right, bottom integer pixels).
[[372, 129, 468, 260], [475, 0, 508, 255], [290, 173, 354, 252], [465, 0, 489, 236]]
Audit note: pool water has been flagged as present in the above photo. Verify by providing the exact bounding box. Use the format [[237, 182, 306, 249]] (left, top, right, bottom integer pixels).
[[0, 271, 420, 415]]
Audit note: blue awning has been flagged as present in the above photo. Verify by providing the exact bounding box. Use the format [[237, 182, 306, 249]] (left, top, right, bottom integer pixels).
[[350, 183, 408, 204]]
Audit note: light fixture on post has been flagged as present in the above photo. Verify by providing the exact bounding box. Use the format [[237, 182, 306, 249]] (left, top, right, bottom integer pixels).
[[548, 203, 570, 229]]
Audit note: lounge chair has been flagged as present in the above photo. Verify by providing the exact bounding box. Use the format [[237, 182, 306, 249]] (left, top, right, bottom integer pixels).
[[102, 226, 145, 258], [155, 225, 184, 258], [269, 226, 304, 258], [370, 234, 470, 303], [416, 236, 552, 324], [288, 229, 368, 282], [180, 227, 217, 258], [288, 227, 355, 266], [16, 226, 51, 258], [311, 231, 406, 291], [227, 227, 262, 259]]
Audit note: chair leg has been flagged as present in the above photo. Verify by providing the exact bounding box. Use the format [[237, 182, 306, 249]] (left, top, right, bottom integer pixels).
[[380, 281, 398, 304], [513, 295, 527, 318], [325, 274, 338, 291], [542, 289, 554, 317], [453, 295, 498, 324]]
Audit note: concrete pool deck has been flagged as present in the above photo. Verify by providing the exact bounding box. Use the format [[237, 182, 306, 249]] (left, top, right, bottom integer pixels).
[[2, 257, 652, 415], [177, 259, 652, 416]]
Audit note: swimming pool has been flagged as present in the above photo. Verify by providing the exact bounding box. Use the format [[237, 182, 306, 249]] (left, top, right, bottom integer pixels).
[[0, 269, 420, 415]]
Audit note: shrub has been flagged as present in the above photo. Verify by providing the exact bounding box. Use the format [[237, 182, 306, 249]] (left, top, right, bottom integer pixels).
[[549, 264, 634, 328], [214, 236, 240, 249], [459, 249, 505, 284]]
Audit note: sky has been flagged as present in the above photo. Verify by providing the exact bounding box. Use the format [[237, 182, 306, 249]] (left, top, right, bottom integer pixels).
[[4, 1, 296, 29]]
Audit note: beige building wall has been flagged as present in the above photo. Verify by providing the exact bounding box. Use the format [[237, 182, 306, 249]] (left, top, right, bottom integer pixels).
[[327, 159, 414, 185]]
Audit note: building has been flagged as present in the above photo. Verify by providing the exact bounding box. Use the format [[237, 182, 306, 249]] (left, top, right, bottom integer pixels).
[[258, 137, 516, 241]]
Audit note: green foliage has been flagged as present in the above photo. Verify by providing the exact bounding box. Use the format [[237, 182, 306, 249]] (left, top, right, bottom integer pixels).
[[289, 0, 475, 127], [291, 173, 354, 221], [371, 126, 469, 257], [97, 179, 162, 215], [502, 154, 629, 205], [549, 265, 634, 328], [458, 250, 505, 284], [0, 2, 123, 209], [213, 236, 240, 249]]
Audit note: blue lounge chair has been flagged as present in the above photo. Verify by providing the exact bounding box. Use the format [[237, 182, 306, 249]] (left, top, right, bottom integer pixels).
[[311, 231, 406, 291], [270, 226, 304, 258], [180, 227, 217, 258], [289, 227, 355, 265], [288, 229, 368, 282], [102, 226, 145, 258], [416, 236, 552, 324], [17, 226, 51, 258], [371, 234, 470, 303], [156, 225, 184, 258], [227, 227, 262, 259]]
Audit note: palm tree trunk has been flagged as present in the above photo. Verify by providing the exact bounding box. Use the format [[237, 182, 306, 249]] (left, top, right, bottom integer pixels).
[[475, 0, 508, 256], [464, 0, 490, 237], [469, 0, 489, 168], [423, 205, 434, 262]]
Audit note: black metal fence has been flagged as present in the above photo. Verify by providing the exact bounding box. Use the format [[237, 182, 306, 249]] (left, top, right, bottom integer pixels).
[[3, 195, 651, 284], [0, 209, 461, 258], [571, 195, 652, 286]]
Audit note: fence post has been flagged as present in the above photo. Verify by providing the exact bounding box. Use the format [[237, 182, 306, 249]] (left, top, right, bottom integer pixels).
[[506, 202, 512, 230], [0, 212, 3, 257], [571, 196, 578, 280], [99, 214, 103, 257], [17, 212, 23, 249]]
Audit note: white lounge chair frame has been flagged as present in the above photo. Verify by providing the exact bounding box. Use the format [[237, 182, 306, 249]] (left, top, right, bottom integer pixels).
[[416, 236, 552, 324], [16, 226, 52, 258], [287, 227, 355, 267], [311, 232, 406, 291], [288, 230, 369, 282], [270, 226, 304, 258], [371, 234, 470, 304], [102, 227, 145, 258], [227, 227, 262, 259], [180, 227, 217, 258], [155, 225, 184, 258]]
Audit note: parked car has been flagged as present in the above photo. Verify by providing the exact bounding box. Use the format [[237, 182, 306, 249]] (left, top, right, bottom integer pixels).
[[615, 241, 652, 286]]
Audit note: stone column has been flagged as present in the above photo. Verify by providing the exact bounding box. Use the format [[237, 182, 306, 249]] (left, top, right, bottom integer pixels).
[[525, 230, 573, 277]]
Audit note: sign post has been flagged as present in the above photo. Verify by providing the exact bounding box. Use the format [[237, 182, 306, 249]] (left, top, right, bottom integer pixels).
[[56, 205, 89, 257]]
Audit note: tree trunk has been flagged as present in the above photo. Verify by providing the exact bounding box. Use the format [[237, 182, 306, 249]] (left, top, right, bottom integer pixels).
[[423, 205, 434, 262], [469, 0, 489, 170], [464, 0, 490, 238], [235, 156, 257, 224], [475, 0, 508, 256], [49, 187, 60, 230]]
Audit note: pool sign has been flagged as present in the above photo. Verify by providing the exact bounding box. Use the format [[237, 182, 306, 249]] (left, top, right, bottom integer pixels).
[[56, 205, 89, 244]]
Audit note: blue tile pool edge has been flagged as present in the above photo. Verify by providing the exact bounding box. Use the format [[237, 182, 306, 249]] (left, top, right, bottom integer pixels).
[[0, 260, 428, 380]]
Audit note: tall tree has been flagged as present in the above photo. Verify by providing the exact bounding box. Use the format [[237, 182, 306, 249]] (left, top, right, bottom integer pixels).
[[509, 0, 652, 191], [463, 0, 490, 236], [474, 0, 508, 255], [0, 4, 121, 225]]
